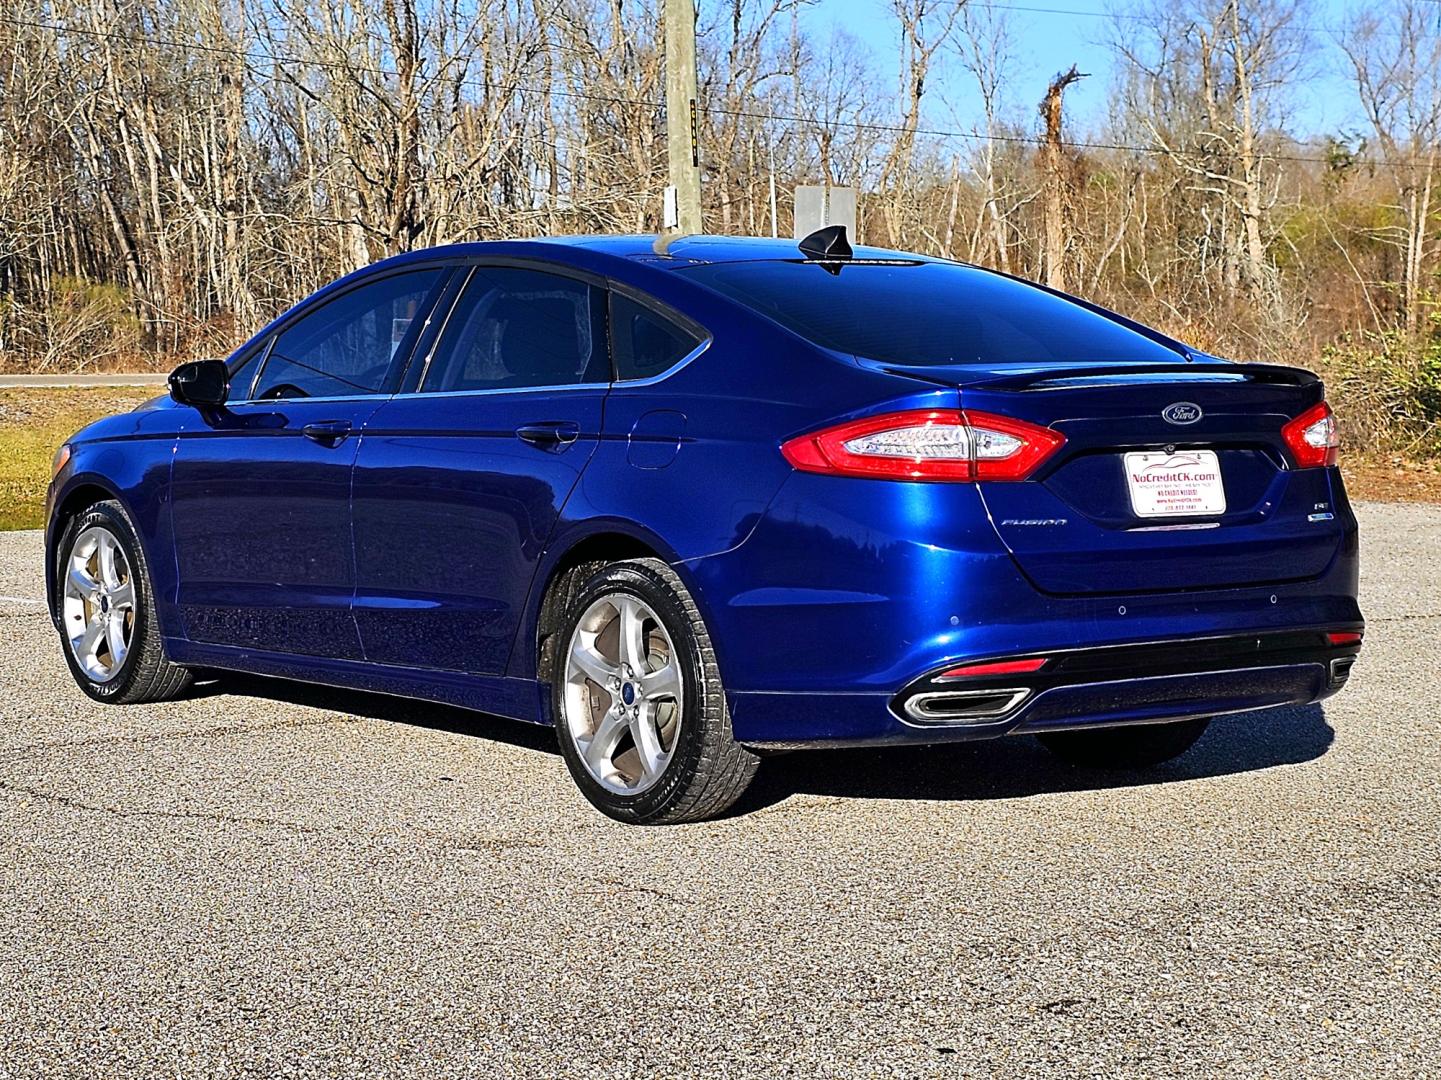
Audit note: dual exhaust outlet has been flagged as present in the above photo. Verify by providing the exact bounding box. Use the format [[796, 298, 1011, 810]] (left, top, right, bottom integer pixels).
[[902, 687, 1031, 725], [900, 628, 1363, 728]]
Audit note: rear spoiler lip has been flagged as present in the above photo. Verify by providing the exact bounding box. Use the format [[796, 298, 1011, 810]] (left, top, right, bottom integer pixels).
[[880, 361, 1322, 391]]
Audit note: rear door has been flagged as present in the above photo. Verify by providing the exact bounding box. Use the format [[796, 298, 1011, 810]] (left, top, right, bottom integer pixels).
[[170, 267, 447, 656], [350, 263, 609, 674], [957, 366, 1348, 594]]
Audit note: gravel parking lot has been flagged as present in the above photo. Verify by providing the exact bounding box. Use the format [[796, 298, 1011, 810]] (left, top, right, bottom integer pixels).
[[2, 502, 1438, 1079]]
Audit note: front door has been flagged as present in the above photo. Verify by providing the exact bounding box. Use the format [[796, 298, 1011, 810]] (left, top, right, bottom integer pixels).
[[350, 264, 609, 674], [170, 267, 448, 657]]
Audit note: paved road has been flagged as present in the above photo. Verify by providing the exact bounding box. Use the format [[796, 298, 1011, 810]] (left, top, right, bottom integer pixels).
[[0, 373, 166, 388], [1, 503, 1437, 1079]]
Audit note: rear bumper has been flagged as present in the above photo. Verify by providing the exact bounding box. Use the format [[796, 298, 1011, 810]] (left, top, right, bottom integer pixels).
[[688, 469, 1362, 747], [732, 628, 1361, 748]]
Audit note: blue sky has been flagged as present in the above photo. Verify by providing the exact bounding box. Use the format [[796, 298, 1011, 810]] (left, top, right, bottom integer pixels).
[[804, 0, 1370, 144]]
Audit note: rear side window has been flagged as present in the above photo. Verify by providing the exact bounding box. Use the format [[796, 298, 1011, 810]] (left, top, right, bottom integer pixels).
[[610, 293, 704, 380], [252, 269, 444, 399], [678, 261, 1181, 366], [423, 267, 606, 392]]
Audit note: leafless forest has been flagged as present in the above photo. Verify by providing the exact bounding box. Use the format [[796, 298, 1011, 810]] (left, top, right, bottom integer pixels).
[[0, 0, 1437, 452]]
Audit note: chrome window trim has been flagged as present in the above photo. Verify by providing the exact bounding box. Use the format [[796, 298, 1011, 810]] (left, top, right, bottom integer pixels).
[[606, 335, 712, 390], [401, 382, 610, 400], [223, 392, 389, 407], [400, 340, 712, 399]]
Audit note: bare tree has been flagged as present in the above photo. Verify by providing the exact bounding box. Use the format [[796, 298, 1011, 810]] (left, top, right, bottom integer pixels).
[[0, 0, 1436, 458], [951, 0, 1019, 270], [1340, 0, 1441, 333], [1112, 0, 1309, 302], [1038, 65, 1086, 290], [876, 0, 958, 246]]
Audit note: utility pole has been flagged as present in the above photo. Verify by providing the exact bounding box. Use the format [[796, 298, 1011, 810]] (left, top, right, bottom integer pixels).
[[663, 0, 702, 236]]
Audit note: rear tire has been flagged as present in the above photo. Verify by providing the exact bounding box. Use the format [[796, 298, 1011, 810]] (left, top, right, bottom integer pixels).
[[552, 558, 758, 824], [1037, 718, 1210, 769], [54, 499, 193, 705]]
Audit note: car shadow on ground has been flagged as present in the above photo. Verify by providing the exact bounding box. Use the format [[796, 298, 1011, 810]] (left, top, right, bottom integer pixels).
[[195, 673, 1334, 815], [190, 673, 562, 756], [732, 704, 1335, 814]]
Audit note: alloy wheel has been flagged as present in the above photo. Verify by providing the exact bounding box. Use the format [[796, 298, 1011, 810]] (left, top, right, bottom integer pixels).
[[562, 592, 684, 795], [61, 525, 135, 683]]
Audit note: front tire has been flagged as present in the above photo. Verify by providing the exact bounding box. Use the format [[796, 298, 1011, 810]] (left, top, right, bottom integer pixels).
[[54, 500, 193, 704], [1037, 718, 1210, 769], [553, 558, 758, 824]]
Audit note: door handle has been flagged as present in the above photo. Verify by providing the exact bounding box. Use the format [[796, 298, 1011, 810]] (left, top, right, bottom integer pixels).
[[516, 421, 581, 450], [302, 419, 353, 446]]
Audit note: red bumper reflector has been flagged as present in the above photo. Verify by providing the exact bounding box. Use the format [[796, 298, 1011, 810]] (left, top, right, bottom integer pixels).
[[939, 657, 1048, 679], [1326, 632, 1362, 646]]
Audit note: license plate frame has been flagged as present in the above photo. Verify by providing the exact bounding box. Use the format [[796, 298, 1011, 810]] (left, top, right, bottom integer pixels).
[[1123, 449, 1226, 518]]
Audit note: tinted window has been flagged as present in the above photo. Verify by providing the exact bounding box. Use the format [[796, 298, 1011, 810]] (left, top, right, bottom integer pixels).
[[678, 261, 1181, 366], [611, 293, 704, 380], [251, 269, 444, 399], [423, 268, 606, 392]]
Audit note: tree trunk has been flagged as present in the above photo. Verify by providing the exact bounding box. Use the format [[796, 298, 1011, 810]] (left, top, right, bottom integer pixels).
[[1039, 65, 1085, 292]]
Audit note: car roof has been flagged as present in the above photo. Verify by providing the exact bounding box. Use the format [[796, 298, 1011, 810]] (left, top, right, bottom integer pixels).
[[541, 234, 933, 266], [368, 234, 937, 273]]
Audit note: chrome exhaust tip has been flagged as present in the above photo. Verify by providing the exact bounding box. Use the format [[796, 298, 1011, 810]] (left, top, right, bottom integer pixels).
[[902, 688, 1031, 725], [1329, 655, 1356, 687]]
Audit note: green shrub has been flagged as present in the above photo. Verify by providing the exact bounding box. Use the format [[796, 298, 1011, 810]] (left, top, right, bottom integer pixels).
[[1320, 318, 1441, 458]]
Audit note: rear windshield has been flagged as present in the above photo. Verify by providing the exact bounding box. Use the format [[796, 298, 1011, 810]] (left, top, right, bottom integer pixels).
[[678, 260, 1181, 366]]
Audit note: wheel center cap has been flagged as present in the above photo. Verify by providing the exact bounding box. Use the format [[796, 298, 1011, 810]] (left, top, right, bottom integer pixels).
[[99, 595, 110, 614], [621, 682, 636, 706]]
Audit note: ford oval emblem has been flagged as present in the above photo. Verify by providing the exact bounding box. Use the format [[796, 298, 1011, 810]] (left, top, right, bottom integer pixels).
[[1162, 402, 1202, 425]]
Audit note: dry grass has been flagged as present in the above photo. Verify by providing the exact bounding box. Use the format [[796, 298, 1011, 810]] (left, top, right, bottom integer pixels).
[[0, 387, 158, 530], [1342, 452, 1441, 504], [0, 387, 1436, 533]]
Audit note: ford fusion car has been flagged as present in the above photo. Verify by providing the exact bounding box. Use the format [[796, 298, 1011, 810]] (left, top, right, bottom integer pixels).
[[45, 230, 1364, 823]]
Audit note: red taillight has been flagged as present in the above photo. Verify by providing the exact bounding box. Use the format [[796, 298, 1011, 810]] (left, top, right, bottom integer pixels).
[[1282, 401, 1339, 468], [780, 409, 1065, 482], [1327, 631, 1362, 646], [939, 657, 1049, 679]]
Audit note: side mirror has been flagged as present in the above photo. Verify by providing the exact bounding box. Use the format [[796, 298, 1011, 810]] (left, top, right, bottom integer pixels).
[[168, 359, 230, 407]]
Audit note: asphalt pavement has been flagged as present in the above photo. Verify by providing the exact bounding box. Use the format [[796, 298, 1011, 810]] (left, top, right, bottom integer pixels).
[[1, 502, 1437, 1078], [0, 374, 166, 388]]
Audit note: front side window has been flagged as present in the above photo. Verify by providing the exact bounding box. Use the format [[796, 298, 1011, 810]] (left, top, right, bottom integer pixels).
[[251, 269, 445, 399], [422, 268, 606, 392], [610, 292, 704, 380]]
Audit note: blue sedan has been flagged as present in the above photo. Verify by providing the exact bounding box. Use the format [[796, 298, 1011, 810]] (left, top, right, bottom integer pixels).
[[45, 231, 1364, 822]]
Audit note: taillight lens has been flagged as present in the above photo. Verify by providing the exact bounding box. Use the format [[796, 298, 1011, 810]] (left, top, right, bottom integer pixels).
[[781, 409, 1065, 482], [1281, 402, 1339, 468]]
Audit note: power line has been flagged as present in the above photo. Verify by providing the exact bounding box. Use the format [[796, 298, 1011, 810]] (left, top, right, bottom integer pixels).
[[0, 13, 1388, 168], [962, 0, 1430, 39], [709, 102, 1360, 164]]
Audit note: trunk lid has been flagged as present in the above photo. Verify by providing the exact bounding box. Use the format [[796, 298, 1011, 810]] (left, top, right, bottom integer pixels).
[[882, 360, 1346, 595]]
